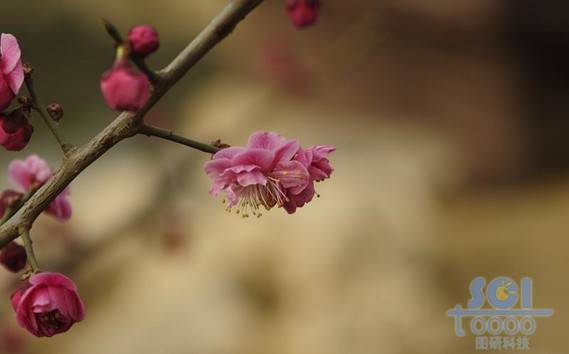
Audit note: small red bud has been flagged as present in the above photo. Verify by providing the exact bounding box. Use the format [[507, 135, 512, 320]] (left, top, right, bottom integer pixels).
[[286, 0, 321, 28], [0, 242, 27, 273], [128, 25, 160, 57]]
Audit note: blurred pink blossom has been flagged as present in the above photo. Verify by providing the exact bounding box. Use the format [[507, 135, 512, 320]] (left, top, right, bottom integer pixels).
[[286, 0, 321, 28], [8, 155, 72, 220]]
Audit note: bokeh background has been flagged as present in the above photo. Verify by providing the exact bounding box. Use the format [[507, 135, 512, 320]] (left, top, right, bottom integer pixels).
[[0, 0, 567, 353]]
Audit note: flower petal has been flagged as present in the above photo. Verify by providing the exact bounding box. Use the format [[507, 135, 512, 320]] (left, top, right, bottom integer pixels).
[[29, 272, 78, 292], [6, 60, 24, 94], [272, 139, 299, 166], [47, 194, 72, 221], [236, 169, 267, 187], [247, 131, 287, 150], [204, 158, 232, 178], [1, 34, 21, 74], [212, 146, 245, 160], [232, 148, 275, 172], [273, 160, 309, 194], [8, 155, 52, 191]]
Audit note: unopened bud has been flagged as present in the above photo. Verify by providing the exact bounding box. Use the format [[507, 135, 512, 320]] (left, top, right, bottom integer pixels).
[[0, 242, 27, 273], [47, 103, 64, 122], [128, 25, 160, 57], [22, 62, 33, 76], [17, 96, 33, 109]]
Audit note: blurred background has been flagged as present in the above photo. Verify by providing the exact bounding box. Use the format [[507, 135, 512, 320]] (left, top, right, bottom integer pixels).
[[0, 0, 567, 353]]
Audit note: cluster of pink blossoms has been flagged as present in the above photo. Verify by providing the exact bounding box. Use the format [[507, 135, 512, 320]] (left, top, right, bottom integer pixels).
[[0, 155, 80, 337], [0, 33, 31, 152], [205, 132, 334, 216], [0, 6, 330, 339]]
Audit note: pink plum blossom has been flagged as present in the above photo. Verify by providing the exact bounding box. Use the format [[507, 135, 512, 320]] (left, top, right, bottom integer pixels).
[[7, 155, 72, 221], [286, 0, 321, 28], [0, 34, 24, 110], [11, 272, 85, 337], [100, 65, 150, 112], [128, 25, 160, 57], [204, 131, 334, 216]]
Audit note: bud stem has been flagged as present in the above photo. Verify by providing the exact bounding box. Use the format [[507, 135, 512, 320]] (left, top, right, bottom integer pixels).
[[24, 76, 75, 155], [21, 229, 40, 274], [139, 124, 220, 154]]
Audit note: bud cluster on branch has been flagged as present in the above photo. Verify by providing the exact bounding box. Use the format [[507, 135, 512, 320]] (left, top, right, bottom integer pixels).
[[0, 0, 333, 339]]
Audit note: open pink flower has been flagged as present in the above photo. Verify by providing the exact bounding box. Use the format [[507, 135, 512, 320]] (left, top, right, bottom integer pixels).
[[7, 155, 72, 221], [204, 131, 335, 215], [11, 272, 85, 337], [0, 34, 24, 110]]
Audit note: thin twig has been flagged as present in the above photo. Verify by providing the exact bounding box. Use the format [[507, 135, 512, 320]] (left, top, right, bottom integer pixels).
[[25, 76, 75, 155], [21, 229, 40, 273], [140, 124, 220, 154], [131, 56, 160, 84], [0, 0, 265, 247]]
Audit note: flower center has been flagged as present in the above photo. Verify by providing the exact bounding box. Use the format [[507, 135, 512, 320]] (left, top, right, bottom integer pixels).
[[35, 309, 69, 334], [226, 177, 288, 218]]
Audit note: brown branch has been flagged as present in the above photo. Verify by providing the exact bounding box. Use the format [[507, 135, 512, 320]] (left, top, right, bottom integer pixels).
[[25, 75, 75, 154], [0, 0, 265, 247], [139, 124, 220, 154]]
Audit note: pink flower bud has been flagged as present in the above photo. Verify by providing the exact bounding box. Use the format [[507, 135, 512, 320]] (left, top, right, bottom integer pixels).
[[0, 242, 27, 273], [100, 65, 150, 112], [128, 25, 160, 57], [11, 272, 85, 337], [0, 110, 33, 151], [286, 0, 321, 28]]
